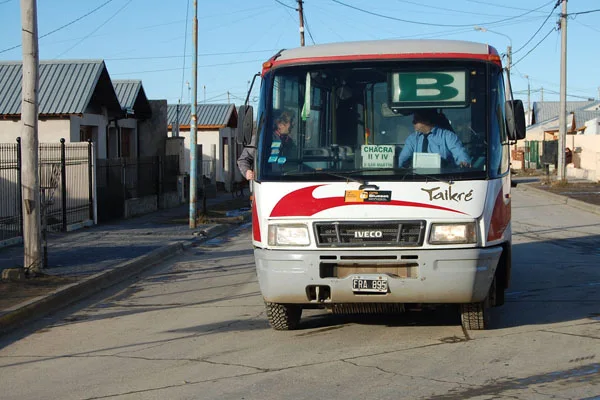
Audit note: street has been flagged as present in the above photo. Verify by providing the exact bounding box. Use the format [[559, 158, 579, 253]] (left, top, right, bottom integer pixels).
[[0, 187, 599, 400]]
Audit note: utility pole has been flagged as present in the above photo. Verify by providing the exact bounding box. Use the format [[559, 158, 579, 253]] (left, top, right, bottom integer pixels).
[[227, 91, 230, 104], [524, 74, 531, 125], [297, 0, 305, 47], [175, 102, 180, 137], [541, 87, 544, 102], [505, 45, 512, 95], [557, 0, 567, 182], [189, 0, 198, 228], [20, 0, 42, 274]]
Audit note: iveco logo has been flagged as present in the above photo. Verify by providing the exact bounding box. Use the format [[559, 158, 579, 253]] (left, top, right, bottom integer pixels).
[[354, 231, 383, 238]]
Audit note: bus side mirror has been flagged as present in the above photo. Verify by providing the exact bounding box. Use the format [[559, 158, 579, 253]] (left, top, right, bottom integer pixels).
[[505, 100, 526, 141], [236, 105, 254, 145]]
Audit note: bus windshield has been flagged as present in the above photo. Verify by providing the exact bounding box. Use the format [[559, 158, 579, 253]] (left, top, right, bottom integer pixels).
[[257, 61, 509, 182]]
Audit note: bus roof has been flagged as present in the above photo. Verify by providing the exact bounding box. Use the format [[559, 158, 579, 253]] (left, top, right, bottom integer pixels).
[[265, 39, 501, 72]]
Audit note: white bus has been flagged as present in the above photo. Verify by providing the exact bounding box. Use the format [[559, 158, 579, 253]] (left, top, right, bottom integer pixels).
[[237, 39, 526, 331]]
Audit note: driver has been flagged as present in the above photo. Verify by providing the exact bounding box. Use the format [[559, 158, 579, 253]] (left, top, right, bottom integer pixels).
[[398, 109, 470, 168]]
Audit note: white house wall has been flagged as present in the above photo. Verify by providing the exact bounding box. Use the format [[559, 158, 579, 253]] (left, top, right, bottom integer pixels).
[[584, 118, 599, 135], [0, 118, 70, 144]]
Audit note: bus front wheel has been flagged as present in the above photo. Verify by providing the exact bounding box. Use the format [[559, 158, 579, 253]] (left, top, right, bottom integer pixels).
[[265, 302, 302, 330], [460, 278, 494, 330]]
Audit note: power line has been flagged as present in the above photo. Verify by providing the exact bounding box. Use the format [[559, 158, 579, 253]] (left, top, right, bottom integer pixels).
[[110, 59, 265, 75], [330, 0, 555, 28], [541, 88, 596, 100], [55, 0, 134, 59], [511, 28, 556, 67], [574, 19, 600, 34], [180, 0, 191, 102], [303, 9, 316, 44], [394, 0, 516, 18], [0, 0, 116, 54], [569, 9, 600, 16], [104, 49, 278, 61], [465, 0, 549, 13], [274, 0, 296, 10], [512, 0, 560, 55]]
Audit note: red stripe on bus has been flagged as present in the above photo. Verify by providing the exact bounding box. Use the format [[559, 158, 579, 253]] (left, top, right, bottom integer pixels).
[[487, 188, 511, 242], [252, 199, 261, 242], [269, 185, 465, 217]]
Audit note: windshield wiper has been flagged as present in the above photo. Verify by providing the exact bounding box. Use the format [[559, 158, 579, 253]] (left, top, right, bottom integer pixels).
[[282, 170, 366, 185], [346, 167, 454, 185], [405, 171, 454, 185]]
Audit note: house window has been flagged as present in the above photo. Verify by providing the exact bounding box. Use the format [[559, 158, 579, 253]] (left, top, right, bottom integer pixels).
[[80, 126, 93, 142]]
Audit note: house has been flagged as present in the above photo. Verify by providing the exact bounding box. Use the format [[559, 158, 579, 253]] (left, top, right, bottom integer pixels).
[[167, 103, 241, 189], [0, 60, 179, 226], [111, 79, 151, 159], [514, 100, 600, 180], [0, 60, 122, 158]]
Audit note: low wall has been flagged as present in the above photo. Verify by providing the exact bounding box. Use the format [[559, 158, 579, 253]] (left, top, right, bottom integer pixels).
[[124, 191, 182, 218], [124, 196, 158, 218], [160, 191, 182, 209]]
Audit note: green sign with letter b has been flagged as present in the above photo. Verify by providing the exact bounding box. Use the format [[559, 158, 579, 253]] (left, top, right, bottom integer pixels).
[[389, 70, 467, 108]]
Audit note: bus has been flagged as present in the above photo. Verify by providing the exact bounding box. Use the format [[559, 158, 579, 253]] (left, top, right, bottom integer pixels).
[[237, 39, 526, 331]]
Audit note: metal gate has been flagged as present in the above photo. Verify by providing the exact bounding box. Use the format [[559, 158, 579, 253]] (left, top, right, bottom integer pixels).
[[0, 139, 94, 245], [96, 155, 180, 223], [0, 141, 22, 243], [524, 140, 541, 169]]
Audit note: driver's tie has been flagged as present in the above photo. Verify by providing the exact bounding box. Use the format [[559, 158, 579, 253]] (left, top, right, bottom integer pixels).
[[422, 134, 429, 153]]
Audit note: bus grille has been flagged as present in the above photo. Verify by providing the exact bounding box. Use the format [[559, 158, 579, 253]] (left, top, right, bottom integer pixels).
[[314, 221, 425, 247]]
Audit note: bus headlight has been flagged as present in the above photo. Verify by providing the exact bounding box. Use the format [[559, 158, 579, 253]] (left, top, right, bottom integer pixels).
[[429, 223, 476, 244], [268, 224, 310, 246]]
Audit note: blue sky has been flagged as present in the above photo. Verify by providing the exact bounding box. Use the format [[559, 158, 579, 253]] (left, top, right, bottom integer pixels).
[[1, 0, 599, 108]]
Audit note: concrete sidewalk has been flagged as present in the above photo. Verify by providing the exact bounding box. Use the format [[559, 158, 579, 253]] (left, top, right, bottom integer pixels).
[[0, 192, 251, 334]]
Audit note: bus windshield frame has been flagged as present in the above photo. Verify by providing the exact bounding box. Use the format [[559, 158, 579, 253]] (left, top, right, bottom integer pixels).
[[255, 60, 510, 183]]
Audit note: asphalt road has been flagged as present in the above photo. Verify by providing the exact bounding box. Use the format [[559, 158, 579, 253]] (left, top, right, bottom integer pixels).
[[0, 187, 599, 400]]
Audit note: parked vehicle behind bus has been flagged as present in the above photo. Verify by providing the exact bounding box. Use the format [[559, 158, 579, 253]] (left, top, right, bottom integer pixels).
[[237, 39, 526, 331]]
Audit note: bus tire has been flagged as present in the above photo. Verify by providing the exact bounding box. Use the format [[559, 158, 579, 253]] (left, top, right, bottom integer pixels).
[[265, 302, 302, 330], [460, 279, 492, 330], [460, 301, 489, 330]]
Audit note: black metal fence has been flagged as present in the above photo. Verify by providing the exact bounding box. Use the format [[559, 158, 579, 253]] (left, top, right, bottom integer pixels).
[[96, 155, 180, 222], [0, 139, 93, 244], [0, 141, 21, 242]]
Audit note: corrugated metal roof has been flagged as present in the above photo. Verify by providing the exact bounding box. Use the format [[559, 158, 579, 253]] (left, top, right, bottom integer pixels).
[[0, 60, 120, 116], [167, 103, 237, 128], [532, 101, 596, 124], [113, 80, 141, 110], [529, 109, 600, 132]]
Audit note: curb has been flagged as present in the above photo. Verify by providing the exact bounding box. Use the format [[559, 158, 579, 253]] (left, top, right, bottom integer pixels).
[[518, 183, 600, 217], [0, 214, 251, 334]]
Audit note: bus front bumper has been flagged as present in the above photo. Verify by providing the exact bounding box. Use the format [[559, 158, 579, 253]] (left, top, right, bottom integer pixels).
[[255, 247, 503, 305]]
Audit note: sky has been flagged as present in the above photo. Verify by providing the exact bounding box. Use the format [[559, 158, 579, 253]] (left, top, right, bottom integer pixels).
[[0, 0, 599, 109]]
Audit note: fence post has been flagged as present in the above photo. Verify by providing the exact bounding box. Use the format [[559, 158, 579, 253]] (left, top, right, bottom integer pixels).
[[87, 139, 93, 220], [60, 138, 67, 231], [16, 137, 23, 236]]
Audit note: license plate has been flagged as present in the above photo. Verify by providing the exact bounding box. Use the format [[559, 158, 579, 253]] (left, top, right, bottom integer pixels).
[[352, 276, 388, 293]]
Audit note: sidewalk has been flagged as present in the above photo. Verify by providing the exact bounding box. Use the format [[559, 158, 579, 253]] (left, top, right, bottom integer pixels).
[[0, 192, 251, 334]]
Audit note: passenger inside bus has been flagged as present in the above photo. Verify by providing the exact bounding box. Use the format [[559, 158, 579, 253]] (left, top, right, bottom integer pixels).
[[397, 109, 471, 168]]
